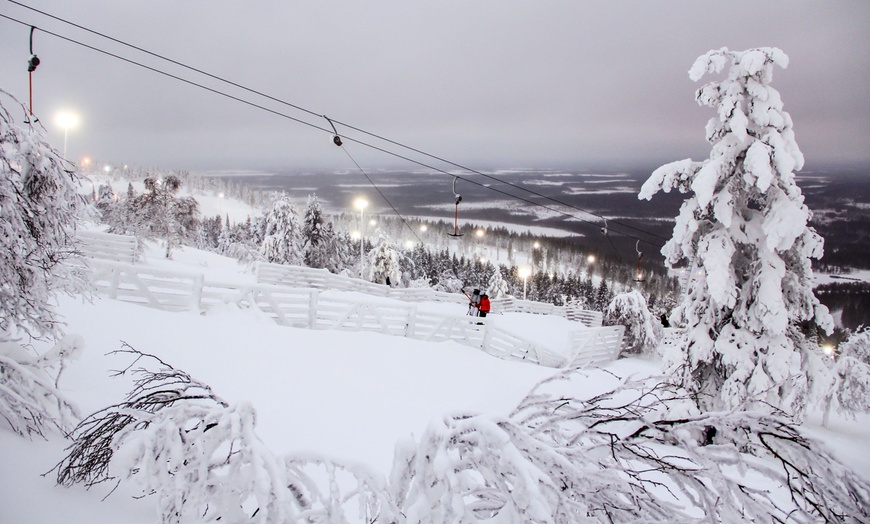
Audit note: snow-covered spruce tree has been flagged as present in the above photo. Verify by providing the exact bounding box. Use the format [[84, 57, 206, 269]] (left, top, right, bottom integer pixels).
[[603, 290, 663, 356], [822, 327, 870, 427], [260, 194, 304, 265], [639, 48, 833, 416], [487, 265, 510, 299], [301, 193, 329, 268], [0, 89, 87, 436], [368, 231, 403, 285]]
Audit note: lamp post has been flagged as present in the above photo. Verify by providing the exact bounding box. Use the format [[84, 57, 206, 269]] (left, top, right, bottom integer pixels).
[[354, 197, 368, 279], [519, 266, 532, 301], [55, 111, 79, 159]]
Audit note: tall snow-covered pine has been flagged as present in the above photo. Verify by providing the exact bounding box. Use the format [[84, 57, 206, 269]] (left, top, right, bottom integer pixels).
[[639, 48, 832, 417], [260, 195, 304, 265]]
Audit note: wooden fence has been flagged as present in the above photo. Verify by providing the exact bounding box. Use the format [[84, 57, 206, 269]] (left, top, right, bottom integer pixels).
[[76, 230, 139, 264], [84, 259, 622, 369], [256, 262, 603, 327]]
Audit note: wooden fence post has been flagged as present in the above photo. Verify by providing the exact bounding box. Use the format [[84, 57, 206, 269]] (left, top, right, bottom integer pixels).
[[308, 290, 319, 328]]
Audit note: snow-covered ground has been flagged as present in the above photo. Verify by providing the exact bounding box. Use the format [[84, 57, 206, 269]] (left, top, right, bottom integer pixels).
[[3, 177, 866, 522], [2, 239, 869, 523]]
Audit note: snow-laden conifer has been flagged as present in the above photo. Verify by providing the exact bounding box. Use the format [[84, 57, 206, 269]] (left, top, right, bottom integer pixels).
[[639, 48, 833, 416], [603, 290, 662, 355], [367, 231, 403, 285], [487, 265, 510, 299], [259, 195, 304, 265], [822, 327, 870, 427]]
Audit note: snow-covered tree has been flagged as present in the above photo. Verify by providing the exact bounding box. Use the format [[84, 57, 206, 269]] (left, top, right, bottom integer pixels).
[[603, 290, 662, 356], [0, 335, 82, 437], [822, 327, 870, 427], [0, 89, 87, 437], [55, 345, 400, 523], [260, 195, 303, 265], [487, 265, 510, 299], [368, 231, 402, 286], [131, 176, 200, 258], [390, 368, 870, 522], [301, 194, 327, 267], [0, 89, 87, 341], [639, 48, 833, 417]]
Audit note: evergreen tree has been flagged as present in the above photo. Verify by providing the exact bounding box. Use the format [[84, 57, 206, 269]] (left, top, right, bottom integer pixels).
[[487, 265, 510, 299], [822, 327, 870, 427], [260, 195, 303, 265], [368, 231, 402, 285], [639, 48, 833, 417], [301, 194, 333, 270], [604, 291, 663, 356]]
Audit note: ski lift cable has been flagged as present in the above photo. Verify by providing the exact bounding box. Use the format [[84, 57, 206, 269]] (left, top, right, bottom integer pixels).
[[0, 10, 665, 249], [0, 13, 333, 135], [4, 3, 670, 247], [326, 117, 423, 244]]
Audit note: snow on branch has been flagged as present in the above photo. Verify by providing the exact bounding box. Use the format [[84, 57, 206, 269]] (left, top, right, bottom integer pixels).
[[389, 366, 870, 522], [0, 343, 79, 438], [52, 343, 398, 523]]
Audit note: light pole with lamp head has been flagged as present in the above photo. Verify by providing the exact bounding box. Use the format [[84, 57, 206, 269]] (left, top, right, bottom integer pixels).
[[519, 266, 532, 301], [354, 197, 368, 279], [55, 111, 78, 159]]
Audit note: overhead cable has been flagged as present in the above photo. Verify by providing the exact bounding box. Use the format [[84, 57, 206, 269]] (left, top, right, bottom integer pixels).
[[0, 7, 667, 250]]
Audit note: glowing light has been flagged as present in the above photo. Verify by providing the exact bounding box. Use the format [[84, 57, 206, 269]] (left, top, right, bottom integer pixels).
[[354, 197, 368, 211], [587, 254, 596, 264], [55, 111, 79, 130], [476, 229, 485, 238], [822, 344, 835, 356], [419, 225, 428, 232], [351, 231, 361, 240], [533, 241, 541, 249]]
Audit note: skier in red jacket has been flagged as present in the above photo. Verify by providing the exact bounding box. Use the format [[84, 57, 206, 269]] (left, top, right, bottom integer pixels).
[[478, 294, 491, 319]]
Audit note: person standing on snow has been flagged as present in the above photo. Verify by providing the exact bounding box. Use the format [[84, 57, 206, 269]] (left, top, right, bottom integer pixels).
[[467, 288, 481, 316], [478, 293, 491, 319]]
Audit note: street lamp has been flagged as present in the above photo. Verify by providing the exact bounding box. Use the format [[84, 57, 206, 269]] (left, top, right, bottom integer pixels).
[[354, 197, 368, 279], [519, 266, 532, 301], [55, 111, 79, 159]]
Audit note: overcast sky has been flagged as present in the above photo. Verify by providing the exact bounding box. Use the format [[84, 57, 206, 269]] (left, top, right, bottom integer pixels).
[[1, 1, 868, 173]]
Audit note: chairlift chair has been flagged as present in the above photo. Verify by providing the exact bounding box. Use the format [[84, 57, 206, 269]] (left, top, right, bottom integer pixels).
[[448, 177, 464, 237]]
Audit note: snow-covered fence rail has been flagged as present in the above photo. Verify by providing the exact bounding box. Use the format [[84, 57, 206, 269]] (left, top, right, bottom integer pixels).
[[82, 260, 620, 369], [88, 262, 204, 312], [76, 230, 138, 264], [256, 263, 467, 305], [491, 297, 603, 327], [567, 326, 626, 366], [257, 262, 601, 326]]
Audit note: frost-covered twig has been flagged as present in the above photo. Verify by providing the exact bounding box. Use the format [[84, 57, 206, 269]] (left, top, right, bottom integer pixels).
[[0, 337, 80, 438]]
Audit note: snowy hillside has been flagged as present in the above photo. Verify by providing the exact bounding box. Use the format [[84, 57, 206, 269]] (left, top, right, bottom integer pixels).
[[2, 239, 869, 523]]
